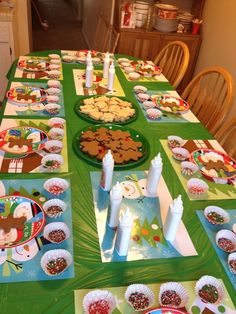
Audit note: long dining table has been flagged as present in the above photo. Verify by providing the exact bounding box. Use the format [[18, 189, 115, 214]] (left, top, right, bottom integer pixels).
[[0, 49, 235, 314]]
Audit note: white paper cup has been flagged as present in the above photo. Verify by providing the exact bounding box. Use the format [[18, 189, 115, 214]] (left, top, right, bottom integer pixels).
[[216, 229, 236, 253], [204, 206, 230, 225], [125, 284, 155, 311], [83, 290, 116, 314], [40, 249, 72, 276], [159, 282, 189, 308], [43, 198, 67, 218], [41, 153, 64, 170], [43, 222, 70, 243], [195, 275, 224, 304], [228, 252, 236, 274], [43, 177, 69, 195]]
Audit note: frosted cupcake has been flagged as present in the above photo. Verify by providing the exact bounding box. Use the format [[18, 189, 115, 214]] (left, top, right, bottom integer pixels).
[[195, 275, 224, 304], [83, 290, 116, 314], [125, 284, 154, 311], [172, 147, 189, 161], [204, 206, 230, 225], [137, 93, 150, 102], [46, 87, 61, 95], [40, 249, 72, 276], [216, 229, 236, 253], [48, 127, 64, 140], [47, 80, 61, 89], [181, 161, 198, 176], [48, 117, 66, 129], [228, 252, 236, 274], [143, 101, 156, 110], [133, 85, 147, 94], [43, 198, 67, 218], [44, 140, 63, 154], [43, 222, 70, 244], [187, 178, 209, 195], [146, 108, 162, 120], [41, 153, 64, 170], [46, 95, 59, 103], [43, 177, 69, 196], [167, 135, 184, 149], [44, 104, 61, 115], [159, 282, 189, 308]]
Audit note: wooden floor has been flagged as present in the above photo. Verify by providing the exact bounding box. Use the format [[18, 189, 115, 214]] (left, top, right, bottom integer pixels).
[[32, 0, 88, 52]]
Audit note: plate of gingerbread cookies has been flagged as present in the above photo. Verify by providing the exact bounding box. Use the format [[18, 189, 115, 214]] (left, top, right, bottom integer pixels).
[[190, 148, 236, 184], [73, 124, 150, 169], [0, 126, 48, 155], [74, 95, 138, 124], [0, 195, 45, 248]]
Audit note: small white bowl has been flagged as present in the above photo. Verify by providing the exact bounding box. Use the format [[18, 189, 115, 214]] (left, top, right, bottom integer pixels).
[[216, 229, 236, 253], [228, 252, 236, 274], [204, 206, 230, 225]]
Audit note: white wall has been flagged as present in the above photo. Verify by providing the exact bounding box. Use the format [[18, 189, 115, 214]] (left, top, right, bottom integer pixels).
[[194, 0, 236, 121]]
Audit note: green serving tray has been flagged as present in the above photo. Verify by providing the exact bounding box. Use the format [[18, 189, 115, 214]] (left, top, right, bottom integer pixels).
[[72, 124, 150, 169]]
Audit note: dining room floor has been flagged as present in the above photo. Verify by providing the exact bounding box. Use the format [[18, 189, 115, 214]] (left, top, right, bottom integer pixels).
[[32, 0, 88, 52]]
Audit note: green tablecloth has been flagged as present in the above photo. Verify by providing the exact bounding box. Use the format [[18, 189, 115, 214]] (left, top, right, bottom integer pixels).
[[1, 51, 235, 314]]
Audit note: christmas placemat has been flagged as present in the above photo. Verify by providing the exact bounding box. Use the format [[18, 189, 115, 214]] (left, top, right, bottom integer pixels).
[[74, 279, 235, 314], [73, 69, 125, 96], [0, 118, 68, 173], [160, 139, 236, 201], [90, 171, 197, 263], [134, 89, 199, 123], [3, 81, 65, 117], [197, 209, 236, 290], [14, 55, 63, 80], [0, 178, 74, 283], [61, 50, 115, 65]]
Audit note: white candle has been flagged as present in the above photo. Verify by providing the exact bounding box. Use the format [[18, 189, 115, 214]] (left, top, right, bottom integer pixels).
[[107, 61, 115, 91], [108, 181, 122, 228], [100, 150, 114, 191], [163, 195, 183, 242], [103, 52, 110, 79], [115, 207, 133, 256], [85, 60, 93, 88], [146, 153, 163, 195]]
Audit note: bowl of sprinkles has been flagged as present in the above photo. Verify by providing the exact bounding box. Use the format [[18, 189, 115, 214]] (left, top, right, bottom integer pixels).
[[228, 252, 236, 274], [216, 229, 236, 253], [195, 275, 224, 304], [204, 206, 230, 225]]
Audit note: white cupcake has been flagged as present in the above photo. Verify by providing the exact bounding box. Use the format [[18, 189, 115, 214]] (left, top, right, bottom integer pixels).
[[62, 55, 74, 63], [167, 135, 184, 149], [143, 101, 156, 110], [172, 147, 189, 161], [83, 290, 116, 314], [41, 153, 64, 170], [48, 117, 66, 129], [228, 252, 236, 274], [43, 222, 70, 244], [44, 103, 61, 115], [46, 95, 59, 103], [47, 80, 61, 88], [187, 178, 209, 195], [46, 87, 61, 95], [181, 161, 198, 176], [125, 284, 155, 311], [43, 198, 67, 218], [43, 177, 69, 195], [195, 275, 224, 304], [48, 127, 64, 140], [44, 140, 63, 153], [133, 85, 148, 94], [146, 108, 162, 120], [129, 72, 140, 81], [204, 206, 230, 225], [216, 229, 236, 253], [137, 93, 150, 102], [159, 282, 189, 308], [49, 54, 61, 60], [40, 249, 72, 276], [47, 70, 61, 79]]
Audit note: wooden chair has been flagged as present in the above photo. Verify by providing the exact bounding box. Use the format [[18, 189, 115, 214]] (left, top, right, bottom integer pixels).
[[182, 66, 234, 135], [215, 117, 236, 159], [92, 14, 110, 52], [153, 41, 190, 89], [104, 26, 120, 53]]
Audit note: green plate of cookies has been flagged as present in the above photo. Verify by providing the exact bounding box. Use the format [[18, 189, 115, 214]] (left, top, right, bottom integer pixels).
[[72, 124, 150, 169], [74, 95, 138, 125]]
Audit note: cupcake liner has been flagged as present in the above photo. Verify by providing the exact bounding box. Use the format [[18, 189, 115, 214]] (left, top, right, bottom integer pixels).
[[228, 252, 236, 274], [92, 57, 101, 65], [181, 161, 199, 176], [137, 93, 150, 102], [129, 72, 140, 80], [146, 108, 162, 120], [118, 58, 130, 64], [48, 127, 64, 140], [46, 87, 61, 95], [204, 206, 230, 225], [172, 147, 189, 161], [43, 198, 67, 218], [46, 95, 59, 103], [40, 249, 72, 276], [195, 275, 224, 304], [41, 153, 64, 170], [47, 80, 61, 89], [48, 117, 66, 129], [143, 101, 156, 110], [125, 284, 155, 311], [158, 282, 189, 308], [187, 178, 209, 195], [133, 85, 147, 94], [50, 59, 61, 65], [47, 70, 61, 79], [44, 140, 63, 153], [44, 104, 61, 115], [76, 56, 86, 64], [216, 229, 236, 253], [62, 55, 74, 63], [43, 222, 70, 243], [83, 290, 116, 314], [43, 178, 70, 195], [49, 54, 61, 60], [120, 61, 131, 68], [49, 64, 60, 71], [167, 135, 184, 149]]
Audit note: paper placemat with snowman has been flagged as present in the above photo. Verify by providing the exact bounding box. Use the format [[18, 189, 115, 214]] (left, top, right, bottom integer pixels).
[[90, 170, 197, 263], [0, 118, 68, 173], [73, 69, 125, 96], [0, 178, 74, 283]]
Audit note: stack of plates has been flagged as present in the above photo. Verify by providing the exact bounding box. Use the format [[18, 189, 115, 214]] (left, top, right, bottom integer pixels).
[[178, 11, 194, 32], [153, 16, 178, 32]]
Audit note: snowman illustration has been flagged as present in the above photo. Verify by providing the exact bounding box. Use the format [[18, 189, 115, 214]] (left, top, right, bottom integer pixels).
[[120, 174, 149, 202]]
